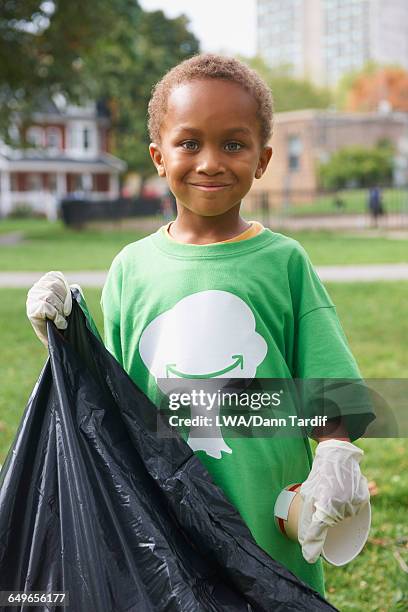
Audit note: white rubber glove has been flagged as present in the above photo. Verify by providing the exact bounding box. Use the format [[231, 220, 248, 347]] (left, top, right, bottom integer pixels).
[[26, 271, 73, 348], [298, 439, 370, 564]]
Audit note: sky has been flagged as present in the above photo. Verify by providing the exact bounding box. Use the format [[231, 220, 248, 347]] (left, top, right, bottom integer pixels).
[[138, 0, 257, 57]]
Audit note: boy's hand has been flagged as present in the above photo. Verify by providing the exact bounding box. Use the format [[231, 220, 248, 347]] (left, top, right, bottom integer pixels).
[[26, 271, 74, 348], [298, 439, 370, 563]]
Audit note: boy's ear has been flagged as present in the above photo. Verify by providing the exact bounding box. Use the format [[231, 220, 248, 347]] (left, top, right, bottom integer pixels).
[[255, 146, 273, 179], [149, 143, 166, 177]]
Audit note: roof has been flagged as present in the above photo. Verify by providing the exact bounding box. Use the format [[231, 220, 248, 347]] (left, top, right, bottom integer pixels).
[[26, 95, 111, 125], [0, 147, 126, 172]]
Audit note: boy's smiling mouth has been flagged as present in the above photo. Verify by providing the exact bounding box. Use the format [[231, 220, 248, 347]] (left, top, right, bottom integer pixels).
[[188, 182, 232, 191]]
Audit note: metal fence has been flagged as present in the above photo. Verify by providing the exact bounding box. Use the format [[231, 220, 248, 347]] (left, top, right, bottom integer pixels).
[[242, 187, 408, 230], [61, 196, 162, 227]]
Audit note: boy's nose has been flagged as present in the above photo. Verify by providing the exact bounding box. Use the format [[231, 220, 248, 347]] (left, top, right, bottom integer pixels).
[[195, 151, 226, 175]]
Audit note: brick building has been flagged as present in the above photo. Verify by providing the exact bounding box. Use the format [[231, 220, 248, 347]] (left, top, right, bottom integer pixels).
[[0, 98, 126, 219], [248, 109, 408, 206]]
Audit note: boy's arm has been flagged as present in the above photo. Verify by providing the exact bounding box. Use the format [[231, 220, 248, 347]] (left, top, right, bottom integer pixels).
[[311, 416, 350, 442], [287, 244, 373, 563]]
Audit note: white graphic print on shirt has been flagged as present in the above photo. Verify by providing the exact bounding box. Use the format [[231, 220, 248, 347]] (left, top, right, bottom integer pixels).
[[139, 290, 268, 458]]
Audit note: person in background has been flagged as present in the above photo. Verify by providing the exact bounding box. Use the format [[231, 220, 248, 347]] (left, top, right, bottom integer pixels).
[[368, 185, 384, 227]]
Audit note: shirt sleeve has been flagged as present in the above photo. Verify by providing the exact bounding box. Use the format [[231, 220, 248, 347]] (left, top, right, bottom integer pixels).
[[289, 244, 376, 441], [100, 252, 124, 367]]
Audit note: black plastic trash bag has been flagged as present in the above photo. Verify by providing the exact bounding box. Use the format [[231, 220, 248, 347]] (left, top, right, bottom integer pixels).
[[0, 293, 338, 612]]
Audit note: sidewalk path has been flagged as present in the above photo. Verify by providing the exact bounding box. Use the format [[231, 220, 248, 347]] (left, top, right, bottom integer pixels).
[[1, 264, 408, 287], [0, 272, 107, 288], [270, 213, 408, 231], [316, 263, 408, 282]]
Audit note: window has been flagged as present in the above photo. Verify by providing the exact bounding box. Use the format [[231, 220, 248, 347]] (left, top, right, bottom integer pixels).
[[288, 134, 302, 171], [26, 173, 43, 191], [46, 127, 62, 150], [93, 173, 110, 192], [68, 174, 85, 192], [26, 127, 44, 147], [83, 127, 91, 150], [68, 123, 95, 152]]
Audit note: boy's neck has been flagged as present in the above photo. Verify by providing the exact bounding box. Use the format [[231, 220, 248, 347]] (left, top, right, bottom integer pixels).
[[169, 204, 251, 245]]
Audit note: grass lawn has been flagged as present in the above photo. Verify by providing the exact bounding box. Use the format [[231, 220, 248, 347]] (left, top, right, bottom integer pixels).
[[0, 219, 149, 271], [0, 283, 407, 611], [0, 218, 51, 234], [284, 230, 408, 266], [0, 219, 407, 270]]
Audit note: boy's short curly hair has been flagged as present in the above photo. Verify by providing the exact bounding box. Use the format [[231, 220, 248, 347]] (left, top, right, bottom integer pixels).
[[148, 53, 274, 146]]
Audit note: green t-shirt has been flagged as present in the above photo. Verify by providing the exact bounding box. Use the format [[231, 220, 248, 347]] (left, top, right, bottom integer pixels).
[[101, 226, 373, 597]]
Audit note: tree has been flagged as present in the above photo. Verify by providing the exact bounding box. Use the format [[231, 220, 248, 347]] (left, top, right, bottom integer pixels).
[[0, 1, 199, 179], [239, 56, 333, 113], [336, 62, 408, 112], [87, 9, 199, 176], [0, 0, 124, 128], [318, 141, 394, 190]]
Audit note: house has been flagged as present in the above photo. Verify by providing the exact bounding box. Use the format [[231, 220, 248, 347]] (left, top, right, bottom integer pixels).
[[247, 108, 408, 208], [0, 97, 127, 219]]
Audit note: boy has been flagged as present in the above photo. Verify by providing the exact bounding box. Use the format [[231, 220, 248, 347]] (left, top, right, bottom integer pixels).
[[27, 54, 372, 597]]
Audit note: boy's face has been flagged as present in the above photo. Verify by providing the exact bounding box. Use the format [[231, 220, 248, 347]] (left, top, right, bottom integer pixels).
[[149, 79, 272, 217]]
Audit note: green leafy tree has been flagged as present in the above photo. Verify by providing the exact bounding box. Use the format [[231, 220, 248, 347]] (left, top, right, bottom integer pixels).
[[0, 1, 199, 179], [239, 55, 332, 112], [318, 142, 395, 189], [0, 0, 123, 128], [87, 9, 199, 176]]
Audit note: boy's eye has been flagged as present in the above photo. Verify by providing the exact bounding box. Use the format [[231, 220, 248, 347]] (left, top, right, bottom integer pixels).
[[224, 142, 243, 152], [181, 140, 199, 151]]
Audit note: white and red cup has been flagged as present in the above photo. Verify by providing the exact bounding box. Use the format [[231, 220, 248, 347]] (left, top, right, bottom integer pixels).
[[274, 483, 371, 566]]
